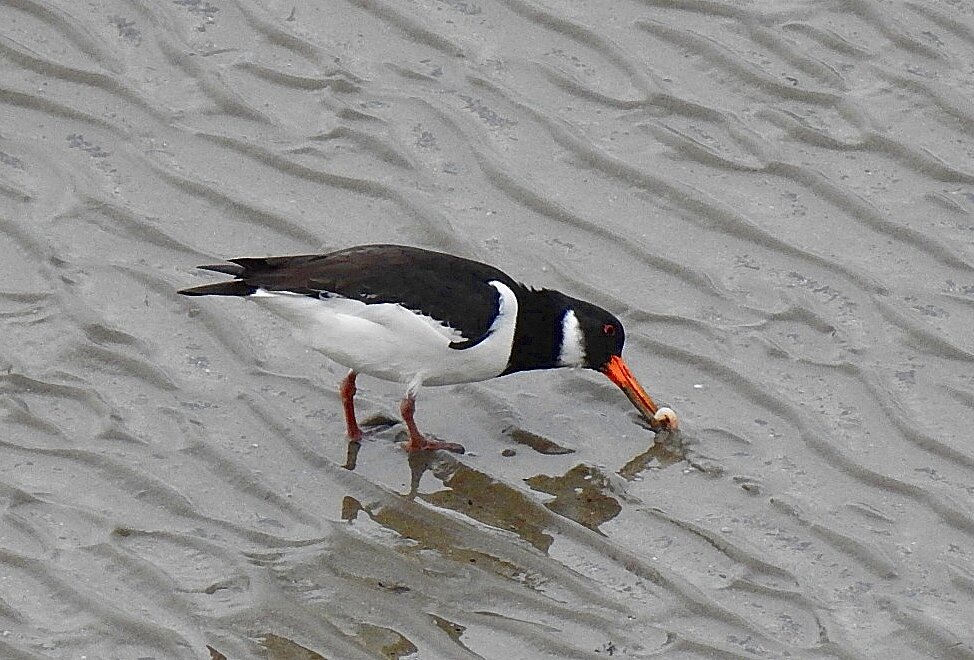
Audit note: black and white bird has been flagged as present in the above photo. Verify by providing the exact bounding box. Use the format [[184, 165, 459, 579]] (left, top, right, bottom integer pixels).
[[178, 244, 677, 453]]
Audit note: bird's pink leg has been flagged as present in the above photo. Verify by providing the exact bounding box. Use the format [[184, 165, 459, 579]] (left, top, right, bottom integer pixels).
[[340, 370, 362, 443], [400, 393, 464, 453]]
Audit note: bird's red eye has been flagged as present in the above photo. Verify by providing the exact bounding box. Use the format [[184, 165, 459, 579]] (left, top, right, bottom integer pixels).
[[603, 323, 616, 336]]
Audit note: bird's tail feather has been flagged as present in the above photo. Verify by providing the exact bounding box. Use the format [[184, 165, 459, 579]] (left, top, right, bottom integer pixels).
[[177, 280, 255, 296], [197, 263, 246, 276]]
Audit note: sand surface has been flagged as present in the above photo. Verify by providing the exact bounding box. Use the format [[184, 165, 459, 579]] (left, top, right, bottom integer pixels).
[[1, 1, 973, 658]]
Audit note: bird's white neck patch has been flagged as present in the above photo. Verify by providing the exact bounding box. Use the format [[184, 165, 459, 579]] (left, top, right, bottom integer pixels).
[[558, 309, 586, 367]]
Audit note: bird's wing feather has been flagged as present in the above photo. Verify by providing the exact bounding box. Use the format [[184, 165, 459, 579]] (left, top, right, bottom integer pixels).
[[223, 245, 522, 345]]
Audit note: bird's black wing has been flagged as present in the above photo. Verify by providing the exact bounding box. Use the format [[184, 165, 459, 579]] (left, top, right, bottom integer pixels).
[[180, 244, 522, 347]]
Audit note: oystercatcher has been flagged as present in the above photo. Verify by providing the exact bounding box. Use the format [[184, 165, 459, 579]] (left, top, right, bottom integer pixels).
[[178, 244, 677, 453]]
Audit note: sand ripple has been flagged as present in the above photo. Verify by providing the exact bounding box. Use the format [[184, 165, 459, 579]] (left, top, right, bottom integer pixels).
[[1, 0, 973, 657]]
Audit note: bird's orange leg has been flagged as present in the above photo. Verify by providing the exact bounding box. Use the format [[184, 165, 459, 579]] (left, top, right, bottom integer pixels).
[[340, 371, 363, 443], [400, 393, 464, 453]]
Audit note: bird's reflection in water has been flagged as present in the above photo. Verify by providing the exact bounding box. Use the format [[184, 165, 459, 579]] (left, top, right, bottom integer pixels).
[[339, 429, 690, 554], [343, 440, 362, 471], [342, 414, 401, 470], [341, 433, 448, 497], [406, 449, 442, 497], [618, 429, 685, 480], [524, 463, 622, 534], [344, 427, 686, 487]]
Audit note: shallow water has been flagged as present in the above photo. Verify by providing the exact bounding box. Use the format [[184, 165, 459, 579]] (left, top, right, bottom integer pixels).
[[1, 1, 973, 658]]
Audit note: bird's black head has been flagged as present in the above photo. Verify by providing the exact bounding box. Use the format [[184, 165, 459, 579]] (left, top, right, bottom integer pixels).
[[567, 298, 626, 371], [570, 297, 675, 430], [513, 290, 677, 431]]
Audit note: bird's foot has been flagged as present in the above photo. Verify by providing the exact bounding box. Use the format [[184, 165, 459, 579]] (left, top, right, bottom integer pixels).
[[403, 434, 465, 454]]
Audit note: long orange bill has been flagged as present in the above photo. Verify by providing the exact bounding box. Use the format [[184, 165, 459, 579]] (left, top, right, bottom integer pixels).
[[601, 355, 677, 430]]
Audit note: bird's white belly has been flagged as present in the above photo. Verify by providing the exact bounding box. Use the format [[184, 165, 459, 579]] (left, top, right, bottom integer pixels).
[[252, 281, 518, 387]]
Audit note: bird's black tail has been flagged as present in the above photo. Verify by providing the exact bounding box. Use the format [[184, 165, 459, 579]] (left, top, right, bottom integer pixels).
[[178, 263, 255, 296]]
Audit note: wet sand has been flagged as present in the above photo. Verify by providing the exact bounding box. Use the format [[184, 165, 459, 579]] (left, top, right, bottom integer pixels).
[[1, 1, 973, 658]]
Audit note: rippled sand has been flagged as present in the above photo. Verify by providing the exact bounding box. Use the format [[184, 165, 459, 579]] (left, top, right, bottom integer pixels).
[[1, 1, 973, 658]]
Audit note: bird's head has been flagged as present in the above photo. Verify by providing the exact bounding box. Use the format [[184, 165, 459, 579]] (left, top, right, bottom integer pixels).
[[568, 300, 678, 431]]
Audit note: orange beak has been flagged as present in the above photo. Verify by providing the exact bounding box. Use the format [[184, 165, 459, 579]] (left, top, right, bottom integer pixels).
[[601, 355, 677, 430]]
